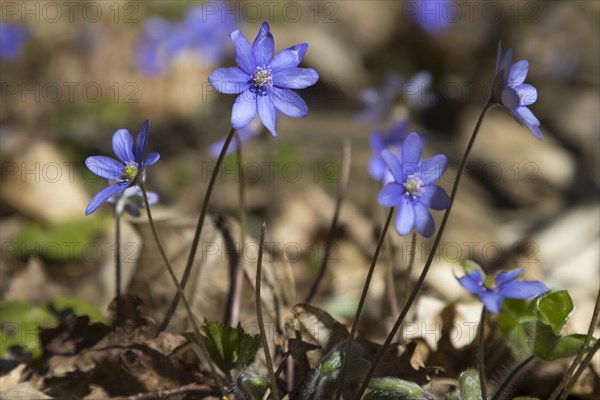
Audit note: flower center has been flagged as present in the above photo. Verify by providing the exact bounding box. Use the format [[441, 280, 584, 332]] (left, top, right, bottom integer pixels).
[[121, 162, 139, 181], [404, 174, 423, 199], [250, 65, 273, 95]]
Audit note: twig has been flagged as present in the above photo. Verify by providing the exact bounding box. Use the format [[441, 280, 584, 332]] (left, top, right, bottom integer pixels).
[[305, 140, 352, 303], [256, 222, 280, 400], [478, 307, 488, 399], [492, 355, 535, 400], [139, 184, 227, 396], [230, 131, 247, 326], [334, 207, 395, 400], [160, 126, 236, 332]]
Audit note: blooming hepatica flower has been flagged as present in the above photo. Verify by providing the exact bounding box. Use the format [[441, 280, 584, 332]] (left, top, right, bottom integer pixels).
[[368, 121, 409, 181], [493, 44, 542, 140], [458, 268, 548, 314], [377, 132, 450, 237], [0, 22, 29, 61], [106, 186, 159, 217], [208, 21, 319, 137], [85, 120, 159, 215]]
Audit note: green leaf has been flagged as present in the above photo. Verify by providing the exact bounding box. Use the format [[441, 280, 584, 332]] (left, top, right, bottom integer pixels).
[[534, 322, 597, 361], [187, 321, 261, 373], [497, 298, 537, 357], [364, 377, 426, 400], [461, 259, 486, 276], [47, 296, 108, 324], [537, 290, 573, 336], [0, 301, 58, 360]]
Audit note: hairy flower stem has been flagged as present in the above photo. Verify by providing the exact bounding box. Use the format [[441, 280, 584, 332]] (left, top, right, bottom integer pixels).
[[229, 132, 247, 327], [334, 207, 395, 400], [114, 211, 121, 318], [139, 184, 227, 396], [551, 287, 600, 400], [160, 127, 236, 332], [492, 355, 535, 400], [255, 222, 280, 400], [478, 308, 488, 399], [561, 339, 600, 400], [305, 140, 352, 304], [355, 100, 493, 399]]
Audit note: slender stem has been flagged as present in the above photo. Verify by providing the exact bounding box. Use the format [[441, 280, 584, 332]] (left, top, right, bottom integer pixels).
[[139, 184, 227, 396], [384, 232, 399, 322], [478, 308, 488, 399], [401, 232, 417, 308], [551, 287, 600, 400], [560, 338, 600, 400], [229, 132, 247, 326], [334, 207, 395, 400], [355, 100, 493, 400], [160, 127, 236, 332], [305, 140, 351, 304], [492, 355, 535, 400], [255, 222, 280, 400], [114, 211, 121, 318]]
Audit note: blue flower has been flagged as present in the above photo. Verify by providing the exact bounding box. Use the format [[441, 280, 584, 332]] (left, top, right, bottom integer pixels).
[[358, 71, 433, 124], [135, 3, 236, 76], [85, 120, 159, 215], [368, 121, 409, 181], [409, 0, 453, 37], [458, 268, 548, 314], [377, 132, 450, 237], [106, 186, 159, 217], [208, 21, 319, 137], [494, 44, 542, 140], [0, 22, 29, 61]]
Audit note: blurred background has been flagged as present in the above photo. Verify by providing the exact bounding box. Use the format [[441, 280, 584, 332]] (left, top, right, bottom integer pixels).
[[1, 0, 599, 388]]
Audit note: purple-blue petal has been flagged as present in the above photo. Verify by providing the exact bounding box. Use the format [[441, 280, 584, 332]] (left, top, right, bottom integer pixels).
[[418, 154, 448, 184], [499, 280, 548, 300], [208, 67, 251, 94], [231, 91, 258, 130], [419, 185, 450, 210], [257, 93, 277, 137], [85, 156, 123, 180], [381, 150, 404, 183], [514, 84, 537, 106], [269, 43, 308, 71], [494, 268, 524, 286], [85, 182, 128, 215], [252, 21, 274, 66], [369, 131, 384, 152], [458, 271, 484, 295], [509, 106, 543, 140], [134, 120, 150, 164], [272, 67, 319, 89], [378, 182, 404, 207], [230, 29, 255, 74], [481, 290, 503, 314], [272, 87, 308, 118], [507, 60, 529, 87], [143, 152, 160, 167], [112, 129, 135, 163], [414, 203, 435, 237], [402, 132, 423, 169], [395, 197, 415, 236]]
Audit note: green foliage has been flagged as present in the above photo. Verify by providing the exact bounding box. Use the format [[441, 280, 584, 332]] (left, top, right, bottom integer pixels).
[[187, 321, 261, 374], [364, 377, 426, 400], [498, 298, 537, 356], [12, 217, 107, 264], [536, 290, 573, 336], [499, 290, 595, 362], [236, 370, 268, 400], [0, 298, 107, 361], [459, 369, 482, 400]]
